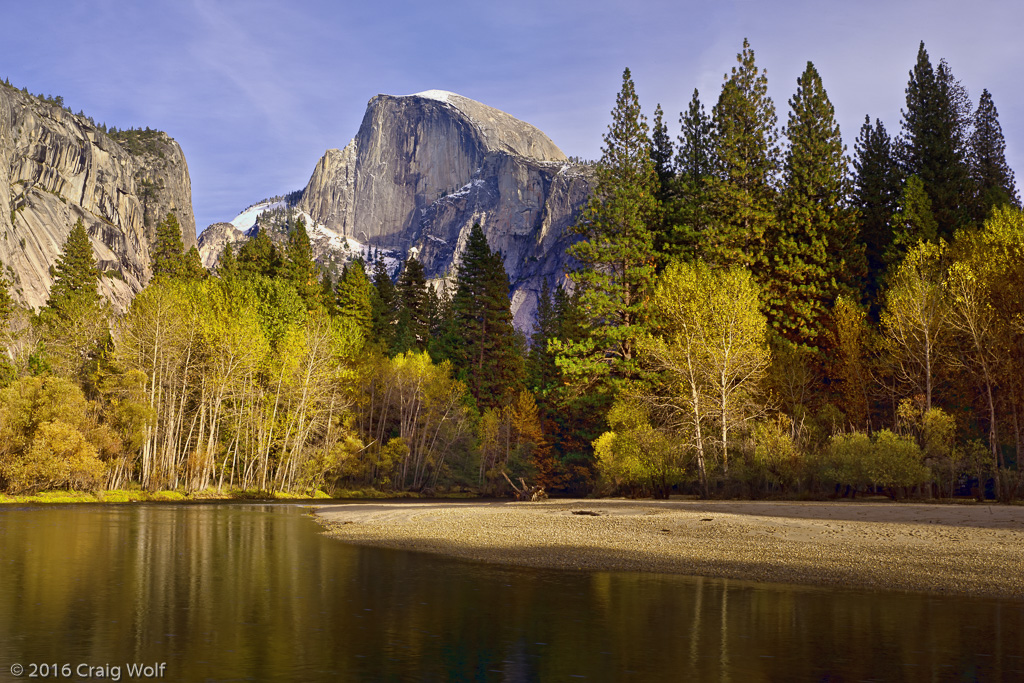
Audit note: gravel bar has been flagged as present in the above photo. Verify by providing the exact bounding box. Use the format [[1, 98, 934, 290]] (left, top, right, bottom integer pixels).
[[314, 499, 1024, 599]]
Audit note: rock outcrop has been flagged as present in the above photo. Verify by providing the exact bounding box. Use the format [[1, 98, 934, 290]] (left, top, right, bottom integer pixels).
[[296, 90, 592, 328], [0, 83, 196, 311]]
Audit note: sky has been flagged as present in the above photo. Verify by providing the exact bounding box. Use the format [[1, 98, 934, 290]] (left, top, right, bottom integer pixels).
[[2, 0, 1021, 234]]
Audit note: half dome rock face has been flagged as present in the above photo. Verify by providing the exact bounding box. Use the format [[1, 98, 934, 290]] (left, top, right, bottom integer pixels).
[[296, 90, 592, 328], [0, 83, 196, 311]]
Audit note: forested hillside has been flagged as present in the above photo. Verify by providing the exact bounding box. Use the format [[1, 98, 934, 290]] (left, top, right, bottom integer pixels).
[[0, 39, 1020, 501]]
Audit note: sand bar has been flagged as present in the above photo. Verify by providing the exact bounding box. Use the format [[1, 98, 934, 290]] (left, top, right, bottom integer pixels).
[[315, 499, 1024, 599]]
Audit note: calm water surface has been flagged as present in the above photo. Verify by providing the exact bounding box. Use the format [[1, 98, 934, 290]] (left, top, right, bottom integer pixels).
[[0, 504, 1021, 682]]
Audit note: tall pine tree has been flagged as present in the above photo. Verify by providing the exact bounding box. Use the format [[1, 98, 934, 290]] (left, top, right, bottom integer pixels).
[[150, 212, 186, 280], [46, 218, 100, 315], [769, 61, 861, 350], [706, 38, 779, 272], [336, 259, 374, 337], [969, 88, 1019, 221], [448, 224, 521, 410], [899, 42, 973, 239], [668, 89, 716, 262], [558, 67, 659, 392], [853, 116, 902, 301], [285, 218, 320, 310], [393, 256, 429, 353]]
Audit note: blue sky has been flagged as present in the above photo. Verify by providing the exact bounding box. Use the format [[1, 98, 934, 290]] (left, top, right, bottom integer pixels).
[[2, 0, 1021, 233]]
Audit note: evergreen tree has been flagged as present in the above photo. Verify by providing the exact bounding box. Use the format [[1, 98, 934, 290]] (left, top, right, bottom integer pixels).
[[39, 218, 106, 380], [393, 257, 429, 353], [237, 228, 282, 279], [899, 42, 973, 238], [217, 242, 238, 279], [336, 259, 373, 337], [853, 116, 902, 300], [449, 224, 522, 410], [769, 61, 861, 350], [559, 67, 660, 392], [47, 218, 100, 314], [285, 218, 320, 310], [150, 212, 186, 280], [650, 104, 675, 198], [669, 89, 716, 261], [183, 246, 207, 281], [969, 88, 1019, 221], [320, 272, 338, 317], [706, 38, 779, 271], [369, 257, 397, 350], [527, 279, 559, 395], [886, 175, 938, 269]]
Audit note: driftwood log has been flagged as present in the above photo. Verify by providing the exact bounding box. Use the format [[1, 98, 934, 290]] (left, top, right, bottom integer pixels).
[[501, 471, 547, 501]]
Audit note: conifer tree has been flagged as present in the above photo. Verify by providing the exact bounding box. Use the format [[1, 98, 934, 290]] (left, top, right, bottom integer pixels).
[[285, 218, 320, 309], [217, 243, 238, 279], [369, 257, 397, 350], [39, 218, 106, 380], [650, 103, 677, 261], [237, 228, 282, 279], [320, 272, 338, 317], [853, 116, 902, 299], [527, 279, 559, 395], [769, 61, 861, 350], [449, 224, 521, 410], [706, 38, 779, 271], [184, 247, 207, 281], [558, 67, 660, 392], [394, 257, 429, 353], [336, 259, 373, 337], [669, 89, 716, 261], [886, 175, 938, 269], [899, 42, 973, 238], [47, 218, 100, 314], [150, 212, 186, 280], [969, 89, 1019, 221]]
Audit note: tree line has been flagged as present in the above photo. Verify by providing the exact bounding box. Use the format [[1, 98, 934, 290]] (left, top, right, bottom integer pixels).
[[548, 39, 1022, 500], [0, 38, 1020, 500]]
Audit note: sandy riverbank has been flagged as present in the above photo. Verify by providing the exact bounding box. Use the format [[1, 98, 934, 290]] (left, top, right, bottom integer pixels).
[[315, 499, 1024, 599]]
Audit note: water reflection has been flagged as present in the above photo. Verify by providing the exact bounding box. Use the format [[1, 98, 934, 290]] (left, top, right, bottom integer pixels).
[[0, 504, 1020, 681]]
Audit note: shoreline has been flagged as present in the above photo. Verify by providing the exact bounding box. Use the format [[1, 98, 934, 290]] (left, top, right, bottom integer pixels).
[[315, 499, 1024, 600]]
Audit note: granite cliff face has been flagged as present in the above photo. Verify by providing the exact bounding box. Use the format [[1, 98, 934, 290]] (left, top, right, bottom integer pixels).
[[0, 84, 196, 310], [296, 90, 592, 328]]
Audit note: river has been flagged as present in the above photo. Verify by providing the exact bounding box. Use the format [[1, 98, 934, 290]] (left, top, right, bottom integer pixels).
[[0, 503, 1020, 681]]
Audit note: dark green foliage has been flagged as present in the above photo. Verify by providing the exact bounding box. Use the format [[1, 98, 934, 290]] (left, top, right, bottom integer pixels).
[[668, 89, 716, 262], [150, 212, 186, 281], [706, 38, 779, 271], [320, 272, 338, 317], [217, 243, 238, 279], [184, 247, 207, 281], [969, 89, 1019, 221], [109, 127, 168, 158], [768, 61, 861, 350], [0, 261, 13, 326], [887, 175, 938, 268], [284, 219, 320, 310], [237, 228, 283, 280], [336, 259, 374, 337], [853, 116, 902, 300], [393, 257, 429, 353], [899, 43, 973, 238], [562, 67, 660, 390], [448, 224, 522, 410], [527, 279, 559, 395], [369, 257, 397, 349], [46, 218, 99, 314]]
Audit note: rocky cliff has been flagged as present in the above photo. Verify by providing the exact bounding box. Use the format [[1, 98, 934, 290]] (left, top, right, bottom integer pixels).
[[296, 90, 592, 328], [0, 83, 196, 310]]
